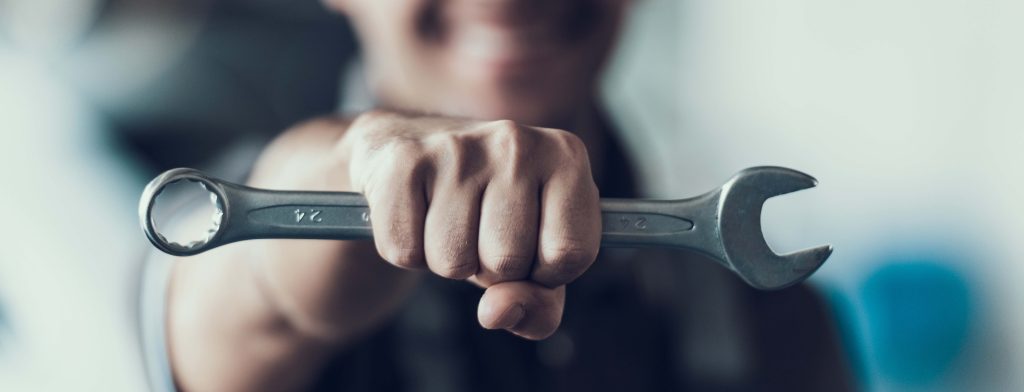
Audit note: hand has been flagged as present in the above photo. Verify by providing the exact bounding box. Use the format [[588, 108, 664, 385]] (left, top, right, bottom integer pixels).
[[341, 110, 602, 338]]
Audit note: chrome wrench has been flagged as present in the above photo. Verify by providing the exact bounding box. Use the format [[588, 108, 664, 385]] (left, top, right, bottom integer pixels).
[[139, 166, 832, 290]]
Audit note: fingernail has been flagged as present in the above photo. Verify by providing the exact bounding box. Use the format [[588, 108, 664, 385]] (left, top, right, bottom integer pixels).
[[496, 303, 526, 330]]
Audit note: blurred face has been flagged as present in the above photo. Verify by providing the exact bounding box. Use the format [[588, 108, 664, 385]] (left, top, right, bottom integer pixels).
[[326, 0, 630, 127]]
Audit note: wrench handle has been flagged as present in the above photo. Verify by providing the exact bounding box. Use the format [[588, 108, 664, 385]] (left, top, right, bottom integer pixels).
[[219, 185, 373, 243], [599, 198, 705, 248], [221, 186, 703, 248], [142, 168, 713, 257]]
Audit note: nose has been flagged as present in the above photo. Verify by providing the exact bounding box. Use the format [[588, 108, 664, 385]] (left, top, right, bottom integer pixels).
[[448, 0, 566, 25]]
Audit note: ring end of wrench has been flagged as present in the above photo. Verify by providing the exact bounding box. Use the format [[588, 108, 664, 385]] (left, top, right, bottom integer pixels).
[[139, 168, 227, 257]]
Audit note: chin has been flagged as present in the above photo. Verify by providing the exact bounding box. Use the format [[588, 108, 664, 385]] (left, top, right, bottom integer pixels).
[[468, 96, 582, 129], [446, 67, 588, 127]]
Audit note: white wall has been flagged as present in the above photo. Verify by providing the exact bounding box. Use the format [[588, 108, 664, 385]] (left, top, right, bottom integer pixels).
[[605, 0, 1024, 390]]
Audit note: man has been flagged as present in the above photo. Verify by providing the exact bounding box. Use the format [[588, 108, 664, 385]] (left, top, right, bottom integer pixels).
[[149, 0, 852, 390]]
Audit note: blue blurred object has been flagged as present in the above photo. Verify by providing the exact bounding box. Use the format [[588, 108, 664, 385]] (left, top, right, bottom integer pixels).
[[860, 257, 973, 386], [825, 288, 868, 389]]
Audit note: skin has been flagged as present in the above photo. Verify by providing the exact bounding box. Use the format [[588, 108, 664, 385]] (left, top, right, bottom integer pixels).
[[168, 1, 631, 390]]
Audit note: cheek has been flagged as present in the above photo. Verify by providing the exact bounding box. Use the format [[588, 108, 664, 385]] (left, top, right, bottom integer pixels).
[[346, 0, 438, 39], [350, 0, 443, 59]]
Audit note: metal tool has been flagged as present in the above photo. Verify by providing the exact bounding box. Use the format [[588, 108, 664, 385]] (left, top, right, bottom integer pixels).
[[140, 166, 832, 290]]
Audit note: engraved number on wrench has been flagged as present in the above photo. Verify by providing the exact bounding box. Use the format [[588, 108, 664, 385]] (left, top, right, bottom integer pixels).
[[619, 216, 647, 230], [294, 209, 323, 223]]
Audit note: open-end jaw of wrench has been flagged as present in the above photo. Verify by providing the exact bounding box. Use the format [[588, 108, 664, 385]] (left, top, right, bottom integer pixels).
[[140, 166, 831, 290]]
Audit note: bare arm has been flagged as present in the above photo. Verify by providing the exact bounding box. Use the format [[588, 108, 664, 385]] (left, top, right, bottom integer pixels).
[[166, 112, 601, 391], [168, 118, 419, 391]]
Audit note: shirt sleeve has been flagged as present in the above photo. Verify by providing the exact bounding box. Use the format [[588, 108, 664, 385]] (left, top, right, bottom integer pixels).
[[140, 253, 178, 392]]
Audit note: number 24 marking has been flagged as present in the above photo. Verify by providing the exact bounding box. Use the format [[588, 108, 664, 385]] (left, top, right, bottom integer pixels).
[[619, 217, 647, 230], [294, 209, 323, 223]]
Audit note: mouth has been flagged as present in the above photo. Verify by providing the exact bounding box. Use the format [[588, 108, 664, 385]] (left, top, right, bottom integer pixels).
[[451, 23, 557, 72], [435, 1, 601, 74]]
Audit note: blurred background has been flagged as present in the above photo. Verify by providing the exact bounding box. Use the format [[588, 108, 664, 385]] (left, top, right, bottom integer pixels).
[[0, 0, 1021, 390]]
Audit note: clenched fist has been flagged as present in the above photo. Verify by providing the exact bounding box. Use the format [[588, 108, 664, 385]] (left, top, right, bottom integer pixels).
[[345, 111, 601, 287]]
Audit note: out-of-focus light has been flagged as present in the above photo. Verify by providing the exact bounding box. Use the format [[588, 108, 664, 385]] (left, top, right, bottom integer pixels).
[[0, 0, 101, 56], [861, 259, 973, 386], [0, 295, 10, 354], [0, 43, 147, 392]]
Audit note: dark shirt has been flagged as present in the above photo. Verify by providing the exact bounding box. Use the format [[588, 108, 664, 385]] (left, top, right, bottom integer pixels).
[[307, 128, 855, 392]]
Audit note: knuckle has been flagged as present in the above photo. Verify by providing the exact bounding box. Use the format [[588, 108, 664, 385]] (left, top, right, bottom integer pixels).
[[550, 130, 588, 164], [541, 243, 596, 282], [363, 166, 420, 202], [488, 119, 523, 138], [383, 137, 426, 158], [485, 254, 533, 280], [428, 133, 470, 168], [382, 247, 424, 269], [434, 260, 477, 279], [345, 111, 392, 148], [486, 120, 535, 171], [430, 132, 464, 153], [426, 236, 476, 277], [370, 141, 429, 188]]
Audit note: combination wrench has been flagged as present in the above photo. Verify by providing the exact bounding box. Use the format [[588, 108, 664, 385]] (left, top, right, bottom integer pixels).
[[139, 166, 832, 290]]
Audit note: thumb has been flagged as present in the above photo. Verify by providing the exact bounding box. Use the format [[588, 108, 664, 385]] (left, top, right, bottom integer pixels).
[[477, 281, 565, 340]]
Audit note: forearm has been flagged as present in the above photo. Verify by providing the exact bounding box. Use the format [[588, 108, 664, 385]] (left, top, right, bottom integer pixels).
[[168, 241, 419, 392], [164, 116, 419, 391], [167, 248, 333, 392]]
